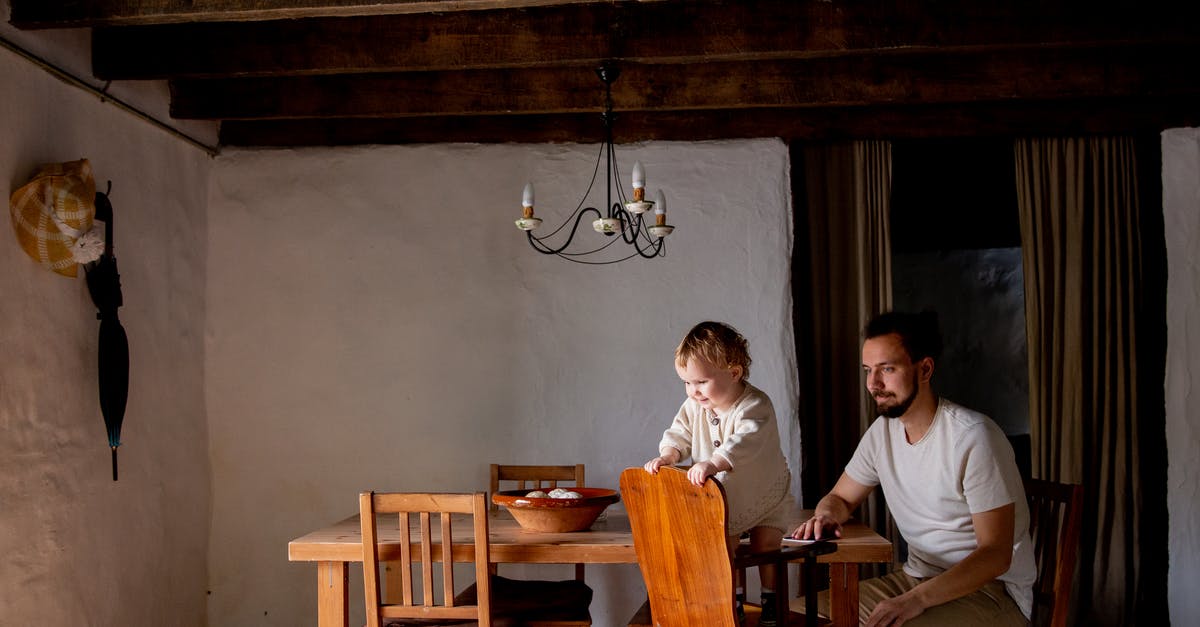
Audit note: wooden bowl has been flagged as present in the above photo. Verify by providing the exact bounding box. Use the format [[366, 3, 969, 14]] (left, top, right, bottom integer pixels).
[[492, 488, 620, 532]]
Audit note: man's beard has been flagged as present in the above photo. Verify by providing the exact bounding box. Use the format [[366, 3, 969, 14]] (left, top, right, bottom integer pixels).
[[874, 372, 920, 418]]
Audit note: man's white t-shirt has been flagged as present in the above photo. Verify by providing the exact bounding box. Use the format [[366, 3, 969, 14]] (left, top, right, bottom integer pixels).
[[845, 398, 1036, 619]]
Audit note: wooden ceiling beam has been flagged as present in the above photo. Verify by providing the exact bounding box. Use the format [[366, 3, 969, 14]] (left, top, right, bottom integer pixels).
[[170, 44, 1200, 120], [90, 1, 1200, 79], [218, 96, 1200, 146], [9, 0, 602, 28], [14, 0, 1200, 148], [20, 0, 1200, 34]]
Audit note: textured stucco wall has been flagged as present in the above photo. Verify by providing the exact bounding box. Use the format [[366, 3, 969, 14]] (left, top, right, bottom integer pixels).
[[1162, 127, 1200, 626], [0, 37, 212, 627], [205, 140, 798, 626]]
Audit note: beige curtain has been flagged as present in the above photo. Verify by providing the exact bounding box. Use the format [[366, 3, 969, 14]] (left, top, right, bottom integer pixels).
[[1014, 136, 1164, 624], [793, 140, 897, 566]]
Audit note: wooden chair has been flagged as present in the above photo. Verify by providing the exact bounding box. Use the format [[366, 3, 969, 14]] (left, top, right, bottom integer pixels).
[[1024, 478, 1084, 627], [489, 463, 588, 583], [360, 491, 593, 627], [620, 467, 835, 627], [489, 464, 586, 512]]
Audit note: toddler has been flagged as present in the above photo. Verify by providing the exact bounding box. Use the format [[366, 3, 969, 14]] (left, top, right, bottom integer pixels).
[[643, 321, 796, 627]]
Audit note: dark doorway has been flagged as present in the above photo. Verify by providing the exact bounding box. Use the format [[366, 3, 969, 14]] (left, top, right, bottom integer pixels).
[[890, 138, 1031, 476]]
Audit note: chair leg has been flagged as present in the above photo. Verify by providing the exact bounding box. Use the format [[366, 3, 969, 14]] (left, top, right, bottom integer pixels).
[[772, 557, 789, 625], [806, 557, 824, 627]]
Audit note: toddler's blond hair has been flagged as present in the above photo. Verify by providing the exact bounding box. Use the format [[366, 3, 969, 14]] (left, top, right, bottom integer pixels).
[[675, 321, 751, 382]]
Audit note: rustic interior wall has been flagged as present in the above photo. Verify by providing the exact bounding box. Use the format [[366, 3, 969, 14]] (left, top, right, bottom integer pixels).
[[1162, 127, 1200, 626], [204, 139, 799, 626], [0, 31, 212, 627]]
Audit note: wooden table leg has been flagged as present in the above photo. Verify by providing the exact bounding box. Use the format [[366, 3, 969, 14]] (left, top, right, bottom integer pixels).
[[827, 563, 859, 627], [317, 561, 349, 627]]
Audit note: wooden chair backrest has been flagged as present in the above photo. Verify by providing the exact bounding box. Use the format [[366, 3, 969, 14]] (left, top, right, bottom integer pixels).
[[489, 464, 586, 512], [1024, 478, 1084, 627], [489, 463, 589, 582], [620, 466, 737, 627], [359, 491, 493, 627]]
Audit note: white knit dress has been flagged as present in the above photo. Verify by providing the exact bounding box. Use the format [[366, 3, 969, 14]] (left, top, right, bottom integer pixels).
[[658, 383, 797, 535]]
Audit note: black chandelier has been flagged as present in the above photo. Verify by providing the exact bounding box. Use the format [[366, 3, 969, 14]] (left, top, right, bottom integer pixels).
[[515, 63, 674, 264]]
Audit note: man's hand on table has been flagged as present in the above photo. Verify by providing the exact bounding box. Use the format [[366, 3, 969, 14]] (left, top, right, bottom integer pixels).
[[790, 514, 843, 540]]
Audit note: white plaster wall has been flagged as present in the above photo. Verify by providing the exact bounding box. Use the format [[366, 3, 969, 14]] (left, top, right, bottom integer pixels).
[[1162, 127, 1200, 626], [205, 139, 798, 626], [0, 42, 211, 627]]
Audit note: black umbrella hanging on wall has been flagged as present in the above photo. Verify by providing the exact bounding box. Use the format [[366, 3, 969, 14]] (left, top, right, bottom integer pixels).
[[84, 183, 128, 481]]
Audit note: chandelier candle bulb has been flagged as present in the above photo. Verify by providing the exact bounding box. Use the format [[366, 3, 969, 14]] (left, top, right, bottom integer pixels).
[[514, 182, 543, 230], [624, 165, 654, 214], [522, 182, 535, 208], [647, 189, 674, 238], [632, 161, 646, 202]]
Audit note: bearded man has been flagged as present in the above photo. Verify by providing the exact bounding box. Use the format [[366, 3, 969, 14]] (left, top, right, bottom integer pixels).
[[792, 311, 1035, 627]]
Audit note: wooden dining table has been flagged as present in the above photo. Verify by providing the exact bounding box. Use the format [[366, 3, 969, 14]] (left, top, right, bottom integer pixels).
[[288, 508, 891, 627]]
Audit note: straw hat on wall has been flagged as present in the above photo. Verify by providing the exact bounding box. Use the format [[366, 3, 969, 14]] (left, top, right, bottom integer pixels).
[[9, 158, 105, 277]]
